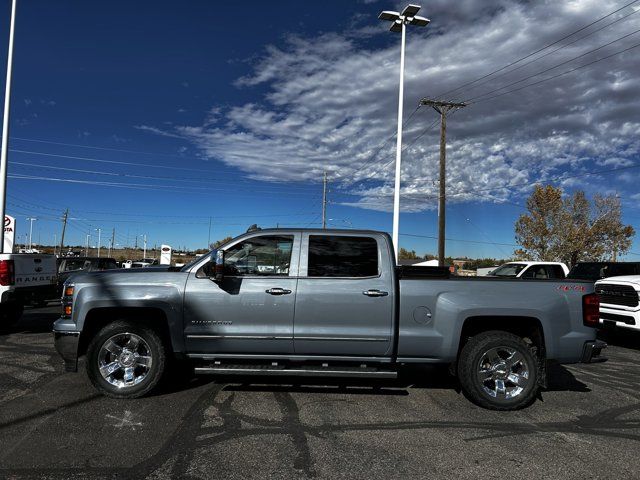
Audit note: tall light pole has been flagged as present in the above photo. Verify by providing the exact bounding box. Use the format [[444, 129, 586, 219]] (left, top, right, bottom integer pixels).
[[85, 234, 91, 257], [27, 217, 36, 250], [378, 5, 430, 262], [143, 234, 147, 259], [95, 228, 101, 258], [0, 0, 17, 252]]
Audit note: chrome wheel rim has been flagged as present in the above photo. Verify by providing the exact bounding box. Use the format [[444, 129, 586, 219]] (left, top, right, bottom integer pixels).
[[477, 346, 530, 400], [97, 333, 152, 389]]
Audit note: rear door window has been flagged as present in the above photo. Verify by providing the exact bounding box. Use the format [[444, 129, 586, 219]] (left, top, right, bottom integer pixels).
[[307, 235, 378, 277]]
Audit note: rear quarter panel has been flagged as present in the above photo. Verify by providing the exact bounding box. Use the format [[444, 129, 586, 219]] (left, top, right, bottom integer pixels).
[[397, 277, 595, 363]]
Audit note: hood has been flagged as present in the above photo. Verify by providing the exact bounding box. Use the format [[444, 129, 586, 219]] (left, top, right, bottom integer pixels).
[[595, 275, 640, 287], [64, 265, 180, 286]]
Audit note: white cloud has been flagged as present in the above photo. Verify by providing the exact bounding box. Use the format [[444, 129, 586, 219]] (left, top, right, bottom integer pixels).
[[140, 0, 640, 212]]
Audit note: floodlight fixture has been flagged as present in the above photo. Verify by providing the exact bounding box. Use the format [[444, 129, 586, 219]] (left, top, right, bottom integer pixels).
[[378, 10, 399, 22], [410, 15, 430, 27], [401, 4, 421, 18]]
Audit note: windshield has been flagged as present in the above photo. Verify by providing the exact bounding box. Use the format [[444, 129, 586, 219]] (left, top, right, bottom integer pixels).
[[180, 251, 213, 272], [490, 263, 527, 277]]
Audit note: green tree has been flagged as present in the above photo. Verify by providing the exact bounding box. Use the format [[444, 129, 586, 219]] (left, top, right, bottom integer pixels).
[[514, 185, 634, 266], [211, 236, 233, 249], [398, 248, 419, 260]]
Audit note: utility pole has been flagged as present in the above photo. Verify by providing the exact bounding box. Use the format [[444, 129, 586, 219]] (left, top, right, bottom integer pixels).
[[143, 234, 147, 259], [59, 208, 68, 255], [0, 0, 17, 251], [53, 234, 56, 255], [85, 234, 90, 257], [322, 172, 328, 229], [419, 98, 467, 266], [207, 217, 212, 248], [110, 228, 115, 257]]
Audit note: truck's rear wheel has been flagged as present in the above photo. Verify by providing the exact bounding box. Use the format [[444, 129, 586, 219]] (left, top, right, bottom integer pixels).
[[458, 330, 539, 410], [86, 321, 166, 399]]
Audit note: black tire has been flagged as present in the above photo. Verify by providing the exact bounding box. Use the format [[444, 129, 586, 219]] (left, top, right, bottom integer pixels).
[[457, 330, 539, 411], [86, 320, 167, 399]]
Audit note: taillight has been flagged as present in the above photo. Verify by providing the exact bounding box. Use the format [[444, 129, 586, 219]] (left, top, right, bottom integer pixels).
[[0, 260, 15, 286], [583, 293, 600, 327]]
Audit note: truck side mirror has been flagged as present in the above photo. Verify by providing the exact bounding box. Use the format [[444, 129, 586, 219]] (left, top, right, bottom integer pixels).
[[214, 250, 225, 282]]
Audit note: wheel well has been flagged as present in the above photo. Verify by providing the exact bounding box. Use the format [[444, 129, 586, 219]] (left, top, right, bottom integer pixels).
[[459, 316, 546, 358], [78, 307, 171, 357]]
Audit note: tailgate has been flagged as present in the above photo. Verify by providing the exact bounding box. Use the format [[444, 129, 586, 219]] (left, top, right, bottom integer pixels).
[[13, 254, 57, 287]]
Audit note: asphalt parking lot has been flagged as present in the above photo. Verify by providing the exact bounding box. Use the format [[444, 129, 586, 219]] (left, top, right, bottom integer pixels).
[[1, 306, 639, 479]]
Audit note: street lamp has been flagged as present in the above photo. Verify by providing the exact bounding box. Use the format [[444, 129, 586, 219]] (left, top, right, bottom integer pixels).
[[0, 0, 17, 252], [95, 228, 101, 258], [26, 217, 36, 250], [378, 4, 430, 263], [85, 233, 91, 257]]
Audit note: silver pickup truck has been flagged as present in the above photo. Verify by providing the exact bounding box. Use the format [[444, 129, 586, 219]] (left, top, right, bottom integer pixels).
[[53, 229, 605, 410]]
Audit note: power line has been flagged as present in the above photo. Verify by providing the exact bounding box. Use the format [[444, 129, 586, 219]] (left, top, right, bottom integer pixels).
[[465, 27, 640, 103], [7, 192, 318, 219], [8, 173, 363, 198], [11, 161, 324, 191], [449, 7, 640, 99], [349, 105, 423, 179], [470, 40, 640, 104], [10, 136, 190, 157], [400, 232, 519, 247], [435, 0, 640, 100]]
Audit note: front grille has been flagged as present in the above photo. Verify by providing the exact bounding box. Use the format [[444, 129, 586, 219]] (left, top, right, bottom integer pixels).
[[596, 283, 639, 307], [600, 312, 636, 325]]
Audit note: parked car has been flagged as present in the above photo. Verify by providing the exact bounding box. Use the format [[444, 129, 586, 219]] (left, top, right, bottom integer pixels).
[[57, 257, 117, 295], [488, 261, 568, 279], [53, 229, 604, 410], [1, 253, 57, 326], [595, 275, 640, 332], [568, 262, 640, 282]]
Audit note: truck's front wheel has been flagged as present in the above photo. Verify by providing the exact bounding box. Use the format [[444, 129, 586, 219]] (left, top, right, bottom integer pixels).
[[86, 321, 166, 399], [458, 330, 539, 410]]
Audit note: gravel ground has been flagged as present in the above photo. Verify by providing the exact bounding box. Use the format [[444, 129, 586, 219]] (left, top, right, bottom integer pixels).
[[0, 306, 639, 479]]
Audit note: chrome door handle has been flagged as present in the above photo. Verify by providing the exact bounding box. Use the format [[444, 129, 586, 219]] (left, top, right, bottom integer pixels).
[[265, 288, 292, 295], [363, 289, 389, 297]]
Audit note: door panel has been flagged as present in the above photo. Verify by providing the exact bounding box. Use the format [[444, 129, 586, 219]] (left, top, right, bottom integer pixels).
[[183, 233, 300, 354], [293, 233, 394, 356], [183, 276, 297, 353]]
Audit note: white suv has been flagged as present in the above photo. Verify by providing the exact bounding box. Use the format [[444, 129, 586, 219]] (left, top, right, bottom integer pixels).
[[488, 261, 569, 279], [595, 276, 640, 332]]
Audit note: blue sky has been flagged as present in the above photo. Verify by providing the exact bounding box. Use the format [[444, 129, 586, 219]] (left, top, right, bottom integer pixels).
[[0, 0, 639, 259]]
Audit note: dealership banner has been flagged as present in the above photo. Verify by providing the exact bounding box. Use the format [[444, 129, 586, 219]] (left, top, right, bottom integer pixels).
[[4, 215, 15, 253], [160, 244, 172, 265]]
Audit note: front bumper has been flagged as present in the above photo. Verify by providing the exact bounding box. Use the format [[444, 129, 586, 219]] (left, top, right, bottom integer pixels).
[[600, 304, 640, 331], [581, 339, 607, 363], [53, 317, 80, 372]]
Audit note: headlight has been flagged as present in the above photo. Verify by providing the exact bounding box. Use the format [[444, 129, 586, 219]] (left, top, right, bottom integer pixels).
[[61, 283, 74, 318]]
